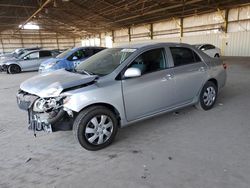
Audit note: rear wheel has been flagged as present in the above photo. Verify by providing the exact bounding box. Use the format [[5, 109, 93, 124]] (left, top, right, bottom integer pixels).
[[196, 81, 218, 110], [73, 106, 118, 151], [8, 64, 21, 74]]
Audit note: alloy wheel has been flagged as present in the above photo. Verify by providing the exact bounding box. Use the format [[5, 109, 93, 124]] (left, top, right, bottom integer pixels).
[[85, 115, 113, 145], [203, 86, 216, 106]]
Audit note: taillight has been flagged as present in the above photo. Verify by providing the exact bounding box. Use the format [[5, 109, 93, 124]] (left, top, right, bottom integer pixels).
[[222, 63, 227, 70]]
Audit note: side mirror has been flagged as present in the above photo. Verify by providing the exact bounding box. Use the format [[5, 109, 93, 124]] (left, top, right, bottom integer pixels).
[[23, 56, 28, 60], [200, 48, 205, 51], [72, 56, 78, 60], [124, 67, 141, 78]]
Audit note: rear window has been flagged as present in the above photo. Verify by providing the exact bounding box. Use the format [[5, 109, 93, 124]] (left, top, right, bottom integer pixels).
[[40, 51, 52, 57]]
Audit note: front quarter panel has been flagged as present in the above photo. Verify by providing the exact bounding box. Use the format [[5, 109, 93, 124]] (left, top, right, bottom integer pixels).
[[63, 80, 126, 122]]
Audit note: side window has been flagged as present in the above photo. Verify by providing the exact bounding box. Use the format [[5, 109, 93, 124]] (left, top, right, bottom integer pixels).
[[40, 51, 52, 57], [128, 48, 166, 75], [170, 47, 200, 67], [85, 49, 94, 57], [200, 45, 208, 51], [25, 52, 39, 60], [207, 45, 215, 50], [193, 51, 202, 62], [93, 48, 103, 54]]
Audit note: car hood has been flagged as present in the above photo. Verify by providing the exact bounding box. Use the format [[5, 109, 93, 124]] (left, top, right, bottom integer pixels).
[[0, 57, 17, 64], [20, 69, 97, 98], [40, 58, 62, 66]]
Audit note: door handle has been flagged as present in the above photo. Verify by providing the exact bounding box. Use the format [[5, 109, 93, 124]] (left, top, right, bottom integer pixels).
[[198, 67, 206, 72]]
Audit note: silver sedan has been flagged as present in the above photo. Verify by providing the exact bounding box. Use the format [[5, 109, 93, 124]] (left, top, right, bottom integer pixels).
[[17, 42, 227, 150], [1, 49, 58, 73]]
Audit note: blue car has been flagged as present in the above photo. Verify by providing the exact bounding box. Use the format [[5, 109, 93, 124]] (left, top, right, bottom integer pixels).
[[39, 47, 106, 73]]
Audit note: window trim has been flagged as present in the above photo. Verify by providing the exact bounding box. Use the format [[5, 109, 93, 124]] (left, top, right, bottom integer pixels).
[[120, 47, 168, 80], [169, 46, 203, 67], [24, 51, 39, 60]]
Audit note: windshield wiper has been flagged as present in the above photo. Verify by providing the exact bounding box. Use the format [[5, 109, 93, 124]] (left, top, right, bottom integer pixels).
[[74, 68, 95, 76]]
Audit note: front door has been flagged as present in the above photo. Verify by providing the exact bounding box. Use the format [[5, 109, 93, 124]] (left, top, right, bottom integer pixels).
[[20, 51, 40, 71], [122, 48, 176, 121]]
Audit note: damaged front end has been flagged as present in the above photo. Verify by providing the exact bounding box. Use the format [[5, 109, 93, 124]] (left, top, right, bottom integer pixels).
[[17, 90, 73, 135]]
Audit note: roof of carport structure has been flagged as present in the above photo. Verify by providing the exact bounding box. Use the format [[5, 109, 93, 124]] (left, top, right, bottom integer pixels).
[[0, 0, 250, 37]]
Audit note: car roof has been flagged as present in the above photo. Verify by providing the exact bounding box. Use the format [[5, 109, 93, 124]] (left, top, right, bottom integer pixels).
[[72, 46, 106, 50], [116, 42, 193, 49], [23, 49, 52, 54]]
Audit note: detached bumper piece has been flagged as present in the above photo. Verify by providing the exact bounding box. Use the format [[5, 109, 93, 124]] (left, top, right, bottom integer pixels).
[[0, 65, 6, 72], [28, 110, 52, 133], [16, 90, 38, 111]]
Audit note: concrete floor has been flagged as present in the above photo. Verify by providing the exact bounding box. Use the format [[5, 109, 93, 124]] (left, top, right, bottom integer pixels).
[[0, 57, 250, 188]]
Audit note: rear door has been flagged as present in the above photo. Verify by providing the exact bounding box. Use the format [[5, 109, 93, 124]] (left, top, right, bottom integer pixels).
[[169, 46, 207, 105], [36, 51, 53, 70], [122, 47, 176, 121]]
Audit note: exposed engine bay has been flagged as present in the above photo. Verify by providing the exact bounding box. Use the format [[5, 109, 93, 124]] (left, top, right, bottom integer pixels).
[[17, 90, 73, 135]]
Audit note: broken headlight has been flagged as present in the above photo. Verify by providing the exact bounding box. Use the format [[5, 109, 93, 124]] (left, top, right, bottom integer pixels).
[[33, 97, 63, 112]]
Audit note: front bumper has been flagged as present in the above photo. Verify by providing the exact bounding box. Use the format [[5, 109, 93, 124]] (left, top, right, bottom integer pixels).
[[17, 90, 73, 133], [16, 90, 38, 111], [0, 64, 7, 72]]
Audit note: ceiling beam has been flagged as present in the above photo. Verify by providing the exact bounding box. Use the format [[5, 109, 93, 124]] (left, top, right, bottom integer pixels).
[[17, 0, 52, 32]]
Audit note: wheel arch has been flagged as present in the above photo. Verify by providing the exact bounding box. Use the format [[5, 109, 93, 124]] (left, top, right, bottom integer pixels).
[[207, 78, 218, 88], [6, 63, 22, 70], [77, 102, 121, 127]]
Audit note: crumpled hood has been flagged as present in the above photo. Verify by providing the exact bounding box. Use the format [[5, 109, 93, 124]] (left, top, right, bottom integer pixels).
[[20, 69, 97, 98], [0, 57, 17, 65]]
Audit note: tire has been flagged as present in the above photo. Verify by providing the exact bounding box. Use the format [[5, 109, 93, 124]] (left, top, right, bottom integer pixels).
[[214, 53, 220, 58], [196, 81, 218, 111], [8, 64, 21, 74], [73, 106, 118, 151]]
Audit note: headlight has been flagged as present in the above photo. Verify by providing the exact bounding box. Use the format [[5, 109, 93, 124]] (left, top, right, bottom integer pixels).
[[33, 97, 61, 112], [45, 61, 58, 69]]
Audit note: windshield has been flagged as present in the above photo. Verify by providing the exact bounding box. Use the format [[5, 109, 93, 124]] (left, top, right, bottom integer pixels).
[[18, 51, 31, 59], [56, 48, 72, 59], [75, 48, 136, 76], [14, 49, 26, 58]]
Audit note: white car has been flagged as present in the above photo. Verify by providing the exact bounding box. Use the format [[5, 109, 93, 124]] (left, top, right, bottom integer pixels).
[[194, 44, 221, 58]]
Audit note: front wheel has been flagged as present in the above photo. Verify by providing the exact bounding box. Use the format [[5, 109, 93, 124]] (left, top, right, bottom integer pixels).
[[196, 81, 218, 110], [8, 64, 21, 74], [73, 106, 118, 151]]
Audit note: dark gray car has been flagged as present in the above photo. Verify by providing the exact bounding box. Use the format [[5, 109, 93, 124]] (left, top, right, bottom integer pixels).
[[17, 42, 227, 150]]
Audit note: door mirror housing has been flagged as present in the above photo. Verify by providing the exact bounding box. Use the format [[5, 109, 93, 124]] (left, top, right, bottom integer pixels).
[[72, 56, 78, 60], [23, 56, 29, 60], [124, 67, 141, 78]]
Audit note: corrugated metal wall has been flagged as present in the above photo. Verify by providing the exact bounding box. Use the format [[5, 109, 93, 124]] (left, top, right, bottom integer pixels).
[[100, 5, 250, 57], [0, 30, 81, 53], [1, 5, 250, 56]]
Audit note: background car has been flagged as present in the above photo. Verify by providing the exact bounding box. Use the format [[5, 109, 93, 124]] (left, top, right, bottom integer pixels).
[[1, 49, 59, 74], [194, 44, 221, 58], [0, 47, 41, 59], [38, 46, 106, 73]]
